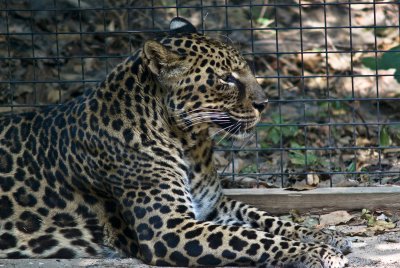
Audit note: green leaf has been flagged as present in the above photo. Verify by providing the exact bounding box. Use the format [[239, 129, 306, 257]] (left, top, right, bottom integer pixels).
[[260, 141, 270, 148], [289, 150, 325, 167], [289, 151, 306, 166], [240, 164, 258, 173], [318, 101, 329, 108], [332, 100, 344, 110], [271, 114, 282, 124], [361, 57, 377, 69], [290, 141, 303, 148], [346, 161, 356, 172], [380, 126, 391, 146], [281, 126, 298, 137], [256, 18, 274, 27], [268, 127, 280, 144], [305, 152, 318, 165], [362, 45, 400, 82], [380, 45, 400, 69], [394, 69, 400, 83]]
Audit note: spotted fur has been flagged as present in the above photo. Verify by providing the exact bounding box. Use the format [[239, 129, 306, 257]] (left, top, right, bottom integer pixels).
[[0, 17, 351, 267]]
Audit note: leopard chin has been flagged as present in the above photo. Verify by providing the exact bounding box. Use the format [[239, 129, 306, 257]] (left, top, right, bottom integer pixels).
[[211, 112, 259, 137], [209, 119, 259, 142]]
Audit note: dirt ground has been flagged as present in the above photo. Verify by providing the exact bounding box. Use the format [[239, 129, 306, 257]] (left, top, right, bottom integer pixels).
[[1, 232, 399, 268], [347, 231, 400, 268]]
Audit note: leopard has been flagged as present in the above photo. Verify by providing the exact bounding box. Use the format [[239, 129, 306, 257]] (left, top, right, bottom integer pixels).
[[0, 17, 351, 267]]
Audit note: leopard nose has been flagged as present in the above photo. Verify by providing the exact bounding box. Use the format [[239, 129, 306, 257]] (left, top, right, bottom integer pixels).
[[252, 100, 268, 112]]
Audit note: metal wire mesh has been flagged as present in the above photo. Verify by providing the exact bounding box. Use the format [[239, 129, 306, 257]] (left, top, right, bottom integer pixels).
[[1, 1, 399, 188]]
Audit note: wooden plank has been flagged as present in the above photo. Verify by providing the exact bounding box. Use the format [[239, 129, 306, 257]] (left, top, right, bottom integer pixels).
[[224, 187, 400, 214]]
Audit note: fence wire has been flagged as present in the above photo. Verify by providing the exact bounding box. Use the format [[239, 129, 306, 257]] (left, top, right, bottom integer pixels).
[[0, 1, 399, 188]]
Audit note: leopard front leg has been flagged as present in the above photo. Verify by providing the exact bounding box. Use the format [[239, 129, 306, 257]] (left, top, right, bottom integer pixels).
[[117, 188, 347, 267], [207, 196, 352, 254]]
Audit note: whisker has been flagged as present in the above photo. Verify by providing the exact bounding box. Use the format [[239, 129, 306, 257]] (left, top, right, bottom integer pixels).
[[183, 119, 232, 130], [238, 131, 255, 149], [172, 107, 225, 117], [217, 123, 243, 175], [178, 113, 230, 126], [210, 127, 228, 139], [216, 123, 236, 145], [181, 114, 230, 121], [178, 116, 230, 125]]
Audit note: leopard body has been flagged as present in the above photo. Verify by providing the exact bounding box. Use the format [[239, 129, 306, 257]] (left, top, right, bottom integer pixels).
[[0, 17, 350, 267]]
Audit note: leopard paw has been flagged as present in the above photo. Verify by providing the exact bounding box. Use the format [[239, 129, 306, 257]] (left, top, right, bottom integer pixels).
[[288, 245, 348, 268], [299, 228, 352, 254], [312, 229, 352, 254]]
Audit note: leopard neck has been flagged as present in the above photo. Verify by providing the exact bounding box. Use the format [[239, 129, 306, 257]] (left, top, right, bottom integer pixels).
[[81, 52, 189, 155]]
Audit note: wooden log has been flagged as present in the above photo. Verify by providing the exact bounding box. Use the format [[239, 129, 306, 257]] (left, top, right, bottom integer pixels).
[[224, 187, 400, 214]]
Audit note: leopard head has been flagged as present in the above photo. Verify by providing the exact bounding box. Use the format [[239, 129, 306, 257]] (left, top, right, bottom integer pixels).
[[143, 17, 267, 139]]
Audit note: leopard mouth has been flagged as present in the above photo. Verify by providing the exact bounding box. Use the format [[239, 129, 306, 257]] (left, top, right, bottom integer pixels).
[[211, 115, 257, 135]]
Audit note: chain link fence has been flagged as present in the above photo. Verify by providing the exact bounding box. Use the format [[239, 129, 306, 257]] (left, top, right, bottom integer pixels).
[[1, 1, 399, 189]]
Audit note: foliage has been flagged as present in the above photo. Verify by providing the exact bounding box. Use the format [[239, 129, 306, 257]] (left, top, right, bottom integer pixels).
[[380, 126, 392, 146], [288, 141, 323, 167], [346, 161, 356, 172], [240, 164, 258, 174], [260, 114, 299, 146], [362, 45, 400, 83]]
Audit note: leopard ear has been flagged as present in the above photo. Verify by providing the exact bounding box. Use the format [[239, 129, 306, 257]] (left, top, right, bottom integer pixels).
[[143, 40, 189, 77], [170, 17, 197, 34]]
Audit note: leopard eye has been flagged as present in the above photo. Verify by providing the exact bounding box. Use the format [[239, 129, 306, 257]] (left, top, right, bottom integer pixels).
[[219, 74, 237, 85]]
